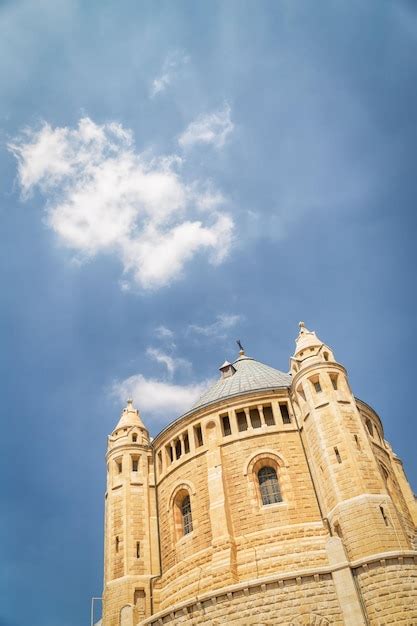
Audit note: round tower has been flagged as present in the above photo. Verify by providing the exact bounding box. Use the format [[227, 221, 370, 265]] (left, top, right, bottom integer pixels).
[[290, 322, 411, 561], [102, 400, 159, 626]]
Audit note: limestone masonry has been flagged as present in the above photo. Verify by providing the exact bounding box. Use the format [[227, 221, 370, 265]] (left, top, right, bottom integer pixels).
[[100, 324, 417, 625]]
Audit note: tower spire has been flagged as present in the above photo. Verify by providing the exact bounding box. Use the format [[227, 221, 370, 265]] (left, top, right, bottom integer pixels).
[[114, 397, 147, 431]]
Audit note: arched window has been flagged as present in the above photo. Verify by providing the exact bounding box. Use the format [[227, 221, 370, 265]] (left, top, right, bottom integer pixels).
[[366, 418, 374, 437], [257, 466, 282, 505], [170, 483, 196, 541], [181, 495, 193, 535], [132, 433, 138, 442]]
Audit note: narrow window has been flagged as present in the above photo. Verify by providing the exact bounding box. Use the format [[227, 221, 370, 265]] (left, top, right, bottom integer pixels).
[[175, 439, 182, 460], [249, 408, 261, 429], [236, 410, 248, 432], [330, 373, 338, 390], [297, 385, 306, 402], [132, 433, 138, 442], [263, 405, 275, 426], [194, 424, 203, 447], [323, 352, 329, 361], [354, 434, 361, 450], [258, 466, 282, 505], [380, 505, 390, 527], [181, 495, 193, 535], [184, 433, 190, 454], [334, 447, 342, 463], [313, 380, 322, 393], [116, 459, 122, 474], [366, 418, 374, 437], [132, 457, 139, 472], [167, 444, 173, 463], [157, 451, 162, 474], [136, 541, 140, 558], [221, 414, 231, 436], [115, 536, 120, 552], [279, 402, 291, 424]]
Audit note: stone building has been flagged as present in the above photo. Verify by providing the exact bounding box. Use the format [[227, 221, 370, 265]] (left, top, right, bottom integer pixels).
[[100, 323, 417, 625]]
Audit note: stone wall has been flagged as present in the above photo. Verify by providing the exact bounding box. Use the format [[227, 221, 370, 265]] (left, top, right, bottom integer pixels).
[[144, 572, 343, 626], [354, 557, 417, 625]]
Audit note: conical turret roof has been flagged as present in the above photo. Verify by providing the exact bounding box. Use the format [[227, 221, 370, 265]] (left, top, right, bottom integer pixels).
[[294, 321, 323, 354], [114, 399, 147, 431], [192, 353, 291, 410]]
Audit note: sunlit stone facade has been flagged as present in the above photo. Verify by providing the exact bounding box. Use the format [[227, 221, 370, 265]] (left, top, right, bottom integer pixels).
[[100, 324, 417, 626]]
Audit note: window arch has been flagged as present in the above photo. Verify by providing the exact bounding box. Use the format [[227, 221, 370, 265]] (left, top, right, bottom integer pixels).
[[257, 466, 282, 505], [366, 418, 374, 437], [132, 433, 138, 443], [171, 486, 194, 540]]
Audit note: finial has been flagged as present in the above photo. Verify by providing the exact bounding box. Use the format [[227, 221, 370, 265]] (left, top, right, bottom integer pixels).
[[126, 398, 134, 409], [236, 339, 245, 356], [299, 321, 306, 333]]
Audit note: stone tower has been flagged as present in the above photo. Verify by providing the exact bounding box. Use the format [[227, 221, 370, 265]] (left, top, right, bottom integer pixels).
[[102, 400, 159, 626], [290, 323, 413, 558]]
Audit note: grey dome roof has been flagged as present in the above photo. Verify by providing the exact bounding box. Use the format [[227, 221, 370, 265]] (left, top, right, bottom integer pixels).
[[192, 355, 291, 410]]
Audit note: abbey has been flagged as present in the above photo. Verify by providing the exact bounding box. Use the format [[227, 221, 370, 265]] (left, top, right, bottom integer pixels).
[[100, 323, 417, 625]]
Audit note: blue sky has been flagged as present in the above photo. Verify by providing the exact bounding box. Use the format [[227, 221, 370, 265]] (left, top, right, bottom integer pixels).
[[1, 1, 417, 624]]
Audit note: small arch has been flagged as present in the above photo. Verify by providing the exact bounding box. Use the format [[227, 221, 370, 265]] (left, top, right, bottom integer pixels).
[[167, 480, 196, 512], [243, 449, 287, 476], [323, 351, 329, 361], [120, 604, 134, 626], [132, 433, 138, 443], [206, 419, 217, 435]]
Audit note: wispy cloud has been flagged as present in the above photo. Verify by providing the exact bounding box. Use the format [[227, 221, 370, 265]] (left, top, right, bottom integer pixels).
[[9, 116, 234, 290], [112, 374, 212, 419], [146, 347, 190, 377], [149, 50, 189, 98], [188, 313, 241, 337], [155, 325, 174, 340], [178, 104, 234, 150]]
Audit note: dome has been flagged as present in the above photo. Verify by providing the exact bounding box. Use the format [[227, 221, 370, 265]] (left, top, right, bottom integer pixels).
[[192, 354, 291, 410]]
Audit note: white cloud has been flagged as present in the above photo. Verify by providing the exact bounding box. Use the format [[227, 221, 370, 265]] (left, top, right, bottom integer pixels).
[[155, 325, 174, 340], [146, 347, 190, 377], [112, 374, 212, 418], [178, 104, 234, 150], [188, 313, 241, 337], [149, 50, 189, 98], [9, 116, 234, 290]]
